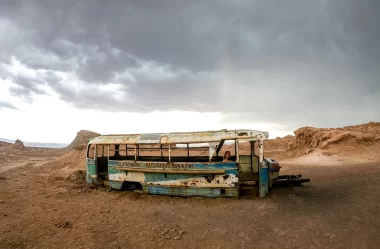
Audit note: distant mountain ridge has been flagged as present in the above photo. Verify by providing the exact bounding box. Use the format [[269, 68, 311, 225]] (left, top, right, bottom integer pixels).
[[0, 138, 68, 148]]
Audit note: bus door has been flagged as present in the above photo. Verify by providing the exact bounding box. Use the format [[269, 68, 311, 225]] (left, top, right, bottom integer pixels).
[[258, 140, 269, 198], [236, 141, 259, 196]]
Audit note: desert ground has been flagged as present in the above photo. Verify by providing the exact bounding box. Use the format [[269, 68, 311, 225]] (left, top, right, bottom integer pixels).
[[1, 123, 380, 249]]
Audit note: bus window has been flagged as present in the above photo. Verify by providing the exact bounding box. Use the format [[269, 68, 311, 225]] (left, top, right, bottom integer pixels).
[[139, 144, 161, 156], [109, 145, 115, 157], [127, 145, 136, 156], [254, 142, 260, 157], [96, 145, 104, 157], [187, 143, 209, 157], [88, 144, 95, 158], [161, 144, 169, 157], [119, 144, 127, 156], [238, 141, 251, 156], [218, 140, 236, 160], [172, 144, 191, 157], [103, 145, 109, 157]]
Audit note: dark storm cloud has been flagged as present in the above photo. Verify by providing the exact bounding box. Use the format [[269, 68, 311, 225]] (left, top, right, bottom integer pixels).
[[9, 75, 45, 94], [0, 100, 19, 110], [0, 0, 379, 129]]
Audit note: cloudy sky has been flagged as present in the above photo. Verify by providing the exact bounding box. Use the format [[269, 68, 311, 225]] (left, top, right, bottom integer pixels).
[[0, 0, 379, 143]]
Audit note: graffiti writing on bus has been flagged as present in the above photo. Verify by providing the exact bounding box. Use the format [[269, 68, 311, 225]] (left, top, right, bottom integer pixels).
[[116, 161, 193, 168]]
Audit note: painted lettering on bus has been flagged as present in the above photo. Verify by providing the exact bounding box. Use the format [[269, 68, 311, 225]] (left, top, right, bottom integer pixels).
[[117, 161, 192, 168]]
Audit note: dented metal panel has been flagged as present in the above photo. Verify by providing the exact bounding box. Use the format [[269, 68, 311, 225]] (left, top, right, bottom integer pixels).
[[137, 133, 162, 144], [88, 129, 269, 145], [107, 160, 239, 197], [108, 172, 238, 188]]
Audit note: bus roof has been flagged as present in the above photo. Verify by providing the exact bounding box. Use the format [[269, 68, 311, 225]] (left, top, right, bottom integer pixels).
[[88, 129, 269, 145]]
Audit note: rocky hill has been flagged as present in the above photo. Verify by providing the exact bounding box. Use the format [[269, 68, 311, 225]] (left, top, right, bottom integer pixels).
[[267, 122, 380, 161], [66, 130, 100, 150]]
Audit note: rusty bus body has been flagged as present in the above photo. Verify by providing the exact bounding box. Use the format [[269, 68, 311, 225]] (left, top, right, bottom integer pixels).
[[85, 129, 281, 198]]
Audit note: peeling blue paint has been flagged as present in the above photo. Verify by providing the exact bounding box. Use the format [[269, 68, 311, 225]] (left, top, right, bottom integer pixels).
[[144, 173, 203, 182], [109, 181, 123, 190], [145, 185, 238, 198], [225, 169, 238, 175], [88, 158, 263, 198], [259, 163, 269, 198], [86, 163, 96, 175], [108, 166, 122, 174]]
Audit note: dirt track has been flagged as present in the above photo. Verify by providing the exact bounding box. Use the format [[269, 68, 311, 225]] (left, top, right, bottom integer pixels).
[[1, 149, 379, 249]]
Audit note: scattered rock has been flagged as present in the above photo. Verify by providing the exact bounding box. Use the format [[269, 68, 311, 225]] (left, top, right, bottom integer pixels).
[[305, 149, 312, 155], [66, 170, 86, 182], [157, 225, 185, 240], [13, 139, 25, 149], [54, 221, 72, 228]]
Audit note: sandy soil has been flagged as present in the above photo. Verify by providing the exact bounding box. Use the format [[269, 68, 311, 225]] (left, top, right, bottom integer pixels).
[[0, 147, 379, 249]]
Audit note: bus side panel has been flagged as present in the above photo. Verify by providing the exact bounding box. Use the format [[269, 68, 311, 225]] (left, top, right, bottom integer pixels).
[[145, 185, 238, 198], [259, 161, 269, 198], [107, 161, 239, 197], [143, 171, 238, 188], [86, 158, 97, 183]]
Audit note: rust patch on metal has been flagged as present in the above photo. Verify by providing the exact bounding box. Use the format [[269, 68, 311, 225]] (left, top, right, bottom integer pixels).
[[203, 174, 216, 183]]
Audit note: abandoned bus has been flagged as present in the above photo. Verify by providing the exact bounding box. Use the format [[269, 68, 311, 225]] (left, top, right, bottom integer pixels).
[[85, 129, 281, 198]]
